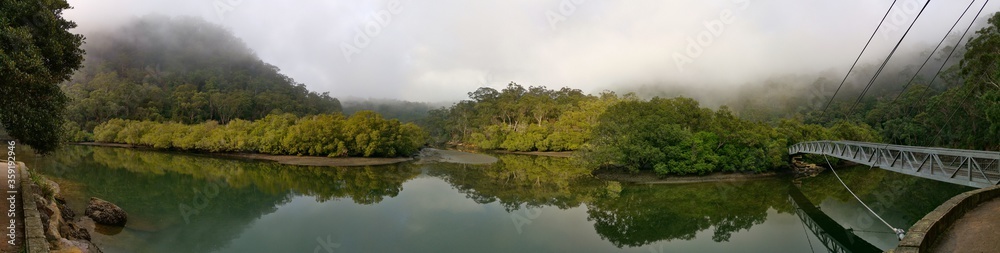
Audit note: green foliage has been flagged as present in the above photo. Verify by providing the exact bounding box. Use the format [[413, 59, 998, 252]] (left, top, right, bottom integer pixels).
[[830, 121, 880, 142], [587, 97, 875, 175], [344, 111, 410, 157], [427, 83, 623, 151], [93, 119, 126, 142], [60, 16, 342, 132], [90, 111, 427, 158], [0, 0, 85, 153], [500, 124, 549, 151], [29, 172, 54, 199], [61, 121, 92, 142]]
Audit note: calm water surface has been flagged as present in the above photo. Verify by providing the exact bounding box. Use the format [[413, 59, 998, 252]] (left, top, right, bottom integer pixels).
[[23, 146, 972, 253]]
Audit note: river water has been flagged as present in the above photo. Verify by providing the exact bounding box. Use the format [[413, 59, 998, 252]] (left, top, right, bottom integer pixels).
[[22, 146, 972, 253]]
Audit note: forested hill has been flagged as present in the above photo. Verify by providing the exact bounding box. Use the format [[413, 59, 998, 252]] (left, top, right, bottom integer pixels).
[[62, 16, 342, 131]]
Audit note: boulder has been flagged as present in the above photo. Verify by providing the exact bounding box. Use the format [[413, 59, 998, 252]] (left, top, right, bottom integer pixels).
[[84, 197, 127, 226]]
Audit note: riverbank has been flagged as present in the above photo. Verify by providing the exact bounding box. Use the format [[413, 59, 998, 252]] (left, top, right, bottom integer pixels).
[[17, 162, 103, 253], [76, 142, 412, 167]]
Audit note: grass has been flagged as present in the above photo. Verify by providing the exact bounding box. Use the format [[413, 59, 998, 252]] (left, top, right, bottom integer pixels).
[[28, 171, 55, 199]]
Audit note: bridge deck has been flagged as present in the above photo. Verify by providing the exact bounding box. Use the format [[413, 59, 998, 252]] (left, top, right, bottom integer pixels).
[[789, 141, 1000, 188]]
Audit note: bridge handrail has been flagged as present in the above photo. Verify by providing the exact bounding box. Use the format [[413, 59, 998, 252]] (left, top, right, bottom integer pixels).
[[836, 140, 1000, 157], [790, 140, 1000, 158], [788, 140, 1000, 188]]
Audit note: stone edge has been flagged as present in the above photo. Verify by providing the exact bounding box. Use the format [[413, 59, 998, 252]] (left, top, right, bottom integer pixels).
[[889, 185, 1000, 253], [18, 162, 48, 253]]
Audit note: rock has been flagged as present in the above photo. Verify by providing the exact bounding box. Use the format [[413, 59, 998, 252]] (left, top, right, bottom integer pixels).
[[61, 203, 76, 221], [35, 193, 52, 217], [55, 194, 67, 205], [44, 178, 62, 200], [45, 201, 63, 242], [85, 197, 127, 226], [59, 222, 91, 241], [39, 210, 50, 238]]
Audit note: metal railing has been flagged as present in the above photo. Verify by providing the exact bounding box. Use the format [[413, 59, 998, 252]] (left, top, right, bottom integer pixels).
[[789, 141, 1000, 188]]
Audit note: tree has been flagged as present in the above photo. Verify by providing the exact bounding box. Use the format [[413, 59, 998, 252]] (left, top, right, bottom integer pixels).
[[0, 0, 85, 153], [961, 13, 1000, 89]]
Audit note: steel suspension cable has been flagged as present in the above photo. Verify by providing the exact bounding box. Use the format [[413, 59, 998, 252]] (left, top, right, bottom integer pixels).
[[821, 0, 900, 115], [847, 0, 933, 117], [924, 0, 990, 92], [891, 0, 976, 104], [873, 0, 976, 150], [922, 0, 991, 147], [821, 154, 906, 240]]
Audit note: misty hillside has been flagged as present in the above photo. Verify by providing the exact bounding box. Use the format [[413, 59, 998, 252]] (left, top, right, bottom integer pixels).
[[341, 98, 446, 123], [617, 32, 970, 122], [62, 15, 341, 130]]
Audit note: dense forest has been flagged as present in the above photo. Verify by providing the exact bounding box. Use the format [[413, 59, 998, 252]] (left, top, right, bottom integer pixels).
[[60, 16, 342, 133]]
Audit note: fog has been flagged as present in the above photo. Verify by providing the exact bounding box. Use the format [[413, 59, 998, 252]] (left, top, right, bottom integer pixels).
[[64, 0, 1000, 103]]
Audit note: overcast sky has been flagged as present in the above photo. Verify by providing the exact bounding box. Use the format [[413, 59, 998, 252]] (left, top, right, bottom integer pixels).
[[64, 0, 1000, 102]]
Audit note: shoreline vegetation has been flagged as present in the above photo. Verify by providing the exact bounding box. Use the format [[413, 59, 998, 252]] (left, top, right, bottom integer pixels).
[[86, 112, 427, 158]]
